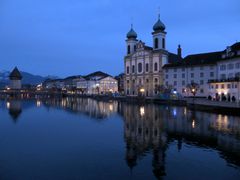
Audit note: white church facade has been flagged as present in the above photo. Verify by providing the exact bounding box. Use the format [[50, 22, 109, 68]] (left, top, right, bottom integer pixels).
[[124, 15, 181, 96]]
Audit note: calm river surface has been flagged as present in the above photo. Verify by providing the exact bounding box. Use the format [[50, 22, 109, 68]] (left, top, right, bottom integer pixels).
[[0, 98, 240, 180]]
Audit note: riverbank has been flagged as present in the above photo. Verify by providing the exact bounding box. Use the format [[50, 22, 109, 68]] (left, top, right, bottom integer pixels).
[[1, 91, 240, 115]]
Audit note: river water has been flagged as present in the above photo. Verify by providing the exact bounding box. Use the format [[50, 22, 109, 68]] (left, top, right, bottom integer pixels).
[[0, 98, 239, 179]]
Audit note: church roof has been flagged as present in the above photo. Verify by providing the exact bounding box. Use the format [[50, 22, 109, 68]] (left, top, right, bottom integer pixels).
[[127, 25, 137, 39], [9, 67, 22, 80], [153, 16, 166, 32]]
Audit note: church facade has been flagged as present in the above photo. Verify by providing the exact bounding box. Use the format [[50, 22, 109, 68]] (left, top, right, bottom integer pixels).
[[124, 15, 181, 96]]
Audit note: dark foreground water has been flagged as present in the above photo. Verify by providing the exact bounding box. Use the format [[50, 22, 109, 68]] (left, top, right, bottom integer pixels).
[[0, 98, 240, 180]]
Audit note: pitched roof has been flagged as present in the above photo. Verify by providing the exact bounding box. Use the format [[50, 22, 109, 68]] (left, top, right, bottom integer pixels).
[[64, 75, 83, 80], [168, 52, 182, 63], [84, 71, 111, 80], [9, 67, 22, 79], [163, 51, 222, 68]]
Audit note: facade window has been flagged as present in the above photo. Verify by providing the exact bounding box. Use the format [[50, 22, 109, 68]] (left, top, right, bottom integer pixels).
[[228, 63, 234, 70], [127, 45, 130, 54], [228, 73, 234, 78], [200, 66, 204, 70], [221, 84, 224, 89], [127, 66, 129, 74], [200, 80, 204, 85], [146, 79, 149, 83], [174, 74, 177, 78], [174, 68, 177, 72], [154, 78, 158, 83], [182, 81, 185, 86], [174, 81, 177, 86], [162, 38, 165, 49], [127, 80, 129, 84], [182, 73, 185, 78], [134, 45, 136, 52], [210, 66, 214, 70], [220, 74, 226, 79], [138, 63, 142, 73], [139, 79, 142, 84], [165, 81, 168, 86], [191, 73, 194, 78], [200, 89, 204, 93], [154, 38, 159, 49], [220, 65, 226, 70], [210, 72, 214, 77], [236, 63, 240, 69], [235, 72, 240, 78], [146, 63, 149, 72], [132, 80, 135, 84], [235, 84, 238, 88], [216, 84, 218, 89], [165, 74, 168, 79], [132, 65, 135, 73], [182, 68, 185, 72], [200, 72, 204, 78], [191, 67, 194, 71], [154, 63, 158, 71], [227, 84, 231, 89], [165, 69, 168, 73]]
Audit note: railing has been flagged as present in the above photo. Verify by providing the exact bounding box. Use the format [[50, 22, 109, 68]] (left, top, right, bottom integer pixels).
[[208, 77, 240, 83]]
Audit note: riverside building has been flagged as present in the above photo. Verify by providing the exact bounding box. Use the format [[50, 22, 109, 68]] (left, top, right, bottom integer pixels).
[[163, 42, 240, 100], [124, 15, 181, 96]]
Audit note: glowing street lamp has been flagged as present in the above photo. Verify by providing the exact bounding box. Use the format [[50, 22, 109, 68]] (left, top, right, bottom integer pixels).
[[140, 88, 145, 93]]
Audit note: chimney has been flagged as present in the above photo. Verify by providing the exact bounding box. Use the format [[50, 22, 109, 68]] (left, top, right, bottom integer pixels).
[[177, 44, 182, 58]]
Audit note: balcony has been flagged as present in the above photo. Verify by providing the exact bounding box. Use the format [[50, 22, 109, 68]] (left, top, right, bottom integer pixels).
[[208, 77, 240, 83]]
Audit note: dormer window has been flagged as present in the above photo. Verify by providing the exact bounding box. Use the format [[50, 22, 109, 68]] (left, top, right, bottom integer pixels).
[[226, 46, 231, 57]]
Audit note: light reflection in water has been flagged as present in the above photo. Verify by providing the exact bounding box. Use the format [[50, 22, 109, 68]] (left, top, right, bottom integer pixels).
[[1, 98, 240, 179]]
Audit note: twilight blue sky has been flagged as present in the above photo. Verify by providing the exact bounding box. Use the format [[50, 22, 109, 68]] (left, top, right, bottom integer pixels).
[[0, 0, 240, 77]]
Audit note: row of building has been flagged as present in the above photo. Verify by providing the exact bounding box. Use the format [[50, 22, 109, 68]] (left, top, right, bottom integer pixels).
[[4, 68, 120, 95], [124, 14, 240, 101], [42, 71, 119, 95]]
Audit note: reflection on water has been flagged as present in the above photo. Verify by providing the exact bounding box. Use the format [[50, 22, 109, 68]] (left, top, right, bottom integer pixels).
[[7, 100, 22, 122], [42, 98, 118, 120], [1, 98, 240, 179]]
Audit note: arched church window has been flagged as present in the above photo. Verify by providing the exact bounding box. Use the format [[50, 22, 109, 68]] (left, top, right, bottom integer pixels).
[[127, 66, 129, 74], [134, 45, 136, 52], [162, 38, 165, 49], [154, 38, 159, 49], [154, 62, 158, 71], [127, 45, 130, 54], [145, 63, 149, 72], [138, 63, 142, 73]]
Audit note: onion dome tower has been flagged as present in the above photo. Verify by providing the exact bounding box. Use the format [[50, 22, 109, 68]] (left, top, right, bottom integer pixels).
[[152, 13, 166, 50], [126, 24, 138, 55]]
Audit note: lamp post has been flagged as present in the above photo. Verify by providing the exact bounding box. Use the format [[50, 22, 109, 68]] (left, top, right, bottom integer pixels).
[[187, 82, 199, 104]]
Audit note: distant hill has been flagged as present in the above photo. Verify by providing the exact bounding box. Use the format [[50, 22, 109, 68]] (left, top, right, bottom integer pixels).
[[0, 70, 58, 88]]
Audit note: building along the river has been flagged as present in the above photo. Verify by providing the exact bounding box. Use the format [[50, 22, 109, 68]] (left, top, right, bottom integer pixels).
[[9, 67, 22, 90], [124, 14, 182, 97], [163, 42, 240, 100]]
